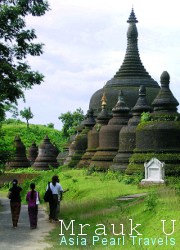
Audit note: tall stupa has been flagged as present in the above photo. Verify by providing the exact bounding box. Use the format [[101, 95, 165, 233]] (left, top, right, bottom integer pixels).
[[89, 9, 160, 114]]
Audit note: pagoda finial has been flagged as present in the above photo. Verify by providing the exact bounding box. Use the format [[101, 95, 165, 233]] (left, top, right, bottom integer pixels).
[[118, 90, 123, 102], [112, 90, 130, 113], [152, 71, 179, 113], [101, 91, 107, 109], [127, 8, 138, 23], [131, 85, 151, 114], [160, 71, 170, 87], [108, 7, 158, 89]]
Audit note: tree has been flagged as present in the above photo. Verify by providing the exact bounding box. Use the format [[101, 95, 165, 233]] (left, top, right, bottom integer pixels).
[[59, 108, 84, 138], [4, 103, 19, 118], [47, 123, 54, 128], [20, 106, 33, 128], [0, 0, 49, 121], [0, 124, 14, 173]]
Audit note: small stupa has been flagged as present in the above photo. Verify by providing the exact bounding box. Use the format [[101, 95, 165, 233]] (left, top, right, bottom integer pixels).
[[67, 109, 96, 168], [7, 136, 30, 169], [127, 71, 180, 175], [33, 135, 59, 170], [57, 136, 75, 166], [77, 92, 110, 168], [111, 85, 152, 171], [63, 114, 88, 166], [90, 91, 130, 170], [50, 143, 60, 158], [27, 142, 38, 165]]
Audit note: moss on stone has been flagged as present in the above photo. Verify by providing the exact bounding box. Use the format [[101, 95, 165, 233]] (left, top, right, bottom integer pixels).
[[127, 152, 180, 176]]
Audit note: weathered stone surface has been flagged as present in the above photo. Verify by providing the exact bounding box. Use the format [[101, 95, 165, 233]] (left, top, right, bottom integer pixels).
[[7, 136, 30, 169], [90, 91, 130, 170], [152, 71, 179, 114], [57, 135, 76, 166], [33, 135, 59, 170], [27, 142, 38, 165], [111, 85, 151, 171], [78, 93, 110, 168], [50, 143, 60, 158], [68, 109, 96, 168], [127, 71, 180, 175]]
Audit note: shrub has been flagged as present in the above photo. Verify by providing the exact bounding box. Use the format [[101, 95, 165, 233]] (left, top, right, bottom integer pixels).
[[144, 191, 158, 211]]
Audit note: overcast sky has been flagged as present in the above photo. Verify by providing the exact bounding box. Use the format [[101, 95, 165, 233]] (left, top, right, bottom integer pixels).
[[9, 0, 180, 129]]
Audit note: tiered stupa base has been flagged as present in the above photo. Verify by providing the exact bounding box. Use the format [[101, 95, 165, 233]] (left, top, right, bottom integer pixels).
[[90, 148, 118, 170], [77, 149, 96, 168], [33, 161, 59, 171], [110, 151, 132, 172], [7, 158, 30, 169]]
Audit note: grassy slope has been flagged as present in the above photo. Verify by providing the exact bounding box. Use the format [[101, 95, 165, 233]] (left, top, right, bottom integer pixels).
[[2, 120, 66, 150], [2, 167, 178, 250], [49, 169, 180, 250]]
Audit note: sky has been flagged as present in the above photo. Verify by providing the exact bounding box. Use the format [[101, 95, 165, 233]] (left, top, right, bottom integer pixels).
[[8, 0, 180, 129]]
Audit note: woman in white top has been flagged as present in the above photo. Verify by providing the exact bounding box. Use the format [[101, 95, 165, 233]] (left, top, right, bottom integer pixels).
[[48, 175, 63, 222]]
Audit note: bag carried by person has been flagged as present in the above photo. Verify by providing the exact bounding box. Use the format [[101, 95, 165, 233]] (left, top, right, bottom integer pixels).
[[43, 182, 52, 202], [7, 191, 12, 199], [36, 191, 40, 205]]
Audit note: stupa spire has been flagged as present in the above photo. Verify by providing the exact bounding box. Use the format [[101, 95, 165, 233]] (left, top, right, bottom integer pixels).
[[89, 8, 159, 116], [106, 9, 158, 87], [127, 8, 138, 23]]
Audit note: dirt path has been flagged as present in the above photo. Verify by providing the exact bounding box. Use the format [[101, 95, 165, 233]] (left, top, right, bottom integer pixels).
[[0, 197, 54, 250]]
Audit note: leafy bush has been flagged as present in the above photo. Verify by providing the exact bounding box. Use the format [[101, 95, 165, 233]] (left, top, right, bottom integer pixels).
[[123, 173, 144, 185], [100, 170, 121, 181], [144, 191, 158, 211], [58, 108, 84, 138], [140, 112, 151, 123]]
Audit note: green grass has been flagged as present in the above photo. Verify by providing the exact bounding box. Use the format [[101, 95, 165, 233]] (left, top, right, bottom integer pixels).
[[45, 170, 180, 250], [1, 120, 67, 151], [1, 167, 179, 250]]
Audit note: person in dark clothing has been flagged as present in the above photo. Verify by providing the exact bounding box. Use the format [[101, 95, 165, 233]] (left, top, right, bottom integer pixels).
[[8, 179, 22, 228]]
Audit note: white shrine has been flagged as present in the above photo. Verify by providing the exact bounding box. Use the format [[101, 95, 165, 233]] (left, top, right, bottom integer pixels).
[[141, 158, 165, 184]]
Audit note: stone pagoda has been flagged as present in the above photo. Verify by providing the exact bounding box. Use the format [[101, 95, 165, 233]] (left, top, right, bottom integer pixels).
[[90, 91, 130, 170], [77, 92, 110, 168], [67, 109, 96, 168], [89, 9, 159, 115], [33, 135, 59, 170], [50, 143, 60, 158], [27, 142, 38, 165], [111, 85, 152, 171], [127, 71, 180, 175], [63, 114, 88, 166], [7, 136, 30, 169]]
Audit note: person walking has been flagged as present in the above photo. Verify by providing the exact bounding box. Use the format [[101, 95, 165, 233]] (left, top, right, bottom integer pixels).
[[47, 175, 67, 222], [8, 179, 22, 228], [26, 183, 40, 229], [55, 176, 63, 219]]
